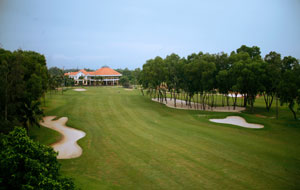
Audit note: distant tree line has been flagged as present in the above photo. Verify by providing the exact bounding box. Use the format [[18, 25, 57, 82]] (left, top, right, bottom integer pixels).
[[116, 68, 141, 88], [48, 67, 74, 94], [139, 45, 300, 119]]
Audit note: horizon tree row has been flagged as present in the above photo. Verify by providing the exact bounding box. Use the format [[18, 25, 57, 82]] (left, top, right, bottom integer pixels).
[[138, 45, 300, 119]]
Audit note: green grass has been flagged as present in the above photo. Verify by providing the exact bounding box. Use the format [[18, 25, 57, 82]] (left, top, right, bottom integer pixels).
[[29, 123, 61, 145], [30, 86, 300, 189]]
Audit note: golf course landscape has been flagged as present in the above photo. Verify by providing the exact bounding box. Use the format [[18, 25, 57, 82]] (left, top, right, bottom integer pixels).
[[29, 87, 300, 189]]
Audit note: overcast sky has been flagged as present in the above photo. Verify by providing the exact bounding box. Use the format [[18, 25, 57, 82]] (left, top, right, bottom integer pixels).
[[0, 0, 299, 69]]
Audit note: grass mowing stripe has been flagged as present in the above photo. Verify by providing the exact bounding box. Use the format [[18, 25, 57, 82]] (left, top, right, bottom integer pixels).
[[29, 87, 300, 189]]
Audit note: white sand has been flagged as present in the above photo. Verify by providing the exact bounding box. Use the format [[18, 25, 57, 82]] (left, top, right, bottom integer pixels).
[[209, 116, 264, 129], [73, 88, 86, 91], [124, 88, 133, 91], [40, 116, 86, 159], [152, 98, 245, 112]]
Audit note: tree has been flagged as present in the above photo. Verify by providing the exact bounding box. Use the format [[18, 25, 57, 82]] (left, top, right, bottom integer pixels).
[[261, 51, 281, 111], [48, 67, 64, 93], [237, 45, 261, 60], [139, 45, 300, 117], [0, 127, 75, 189], [21, 100, 44, 131], [277, 56, 300, 119], [216, 70, 232, 107], [119, 76, 130, 88], [0, 49, 48, 133], [164, 53, 181, 106]]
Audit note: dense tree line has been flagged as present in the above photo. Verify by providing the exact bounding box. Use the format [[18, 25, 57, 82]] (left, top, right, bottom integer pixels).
[[0, 48, 48, 133], [0, 48, 76, 189], [48, 67, 74, 94], [116, 68, 141, 87], [139, 45, 300, 119]]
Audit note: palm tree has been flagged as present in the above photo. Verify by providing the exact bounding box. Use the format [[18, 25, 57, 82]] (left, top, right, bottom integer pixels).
[[21, 100, 43, 131]]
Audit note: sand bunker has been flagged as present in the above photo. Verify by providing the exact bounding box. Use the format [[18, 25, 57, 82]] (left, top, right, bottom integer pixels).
[[152, 98, 245, 112], [73, 88, 86, 91], [209, 116, 264, 129], [40, 116, 86, 159]]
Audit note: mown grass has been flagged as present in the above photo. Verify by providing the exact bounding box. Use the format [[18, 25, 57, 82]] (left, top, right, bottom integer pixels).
[[29, 86, 300, 189]]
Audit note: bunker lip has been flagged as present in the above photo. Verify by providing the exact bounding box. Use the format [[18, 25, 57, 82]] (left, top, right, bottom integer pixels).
[[40, 116, 86, 159], [73, 88, 87, 91], [209, 116, 264, 129], [152, 98, 245, 112]]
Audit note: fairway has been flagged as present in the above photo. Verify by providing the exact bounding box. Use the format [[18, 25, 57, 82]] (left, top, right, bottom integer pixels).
[[31, 87, 300, 189]]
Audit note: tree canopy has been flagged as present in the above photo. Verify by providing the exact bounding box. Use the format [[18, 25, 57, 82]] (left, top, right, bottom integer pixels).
[[0, 127, 75, 189], [139, 45, 300, 119], [0, 49, 48, 133]]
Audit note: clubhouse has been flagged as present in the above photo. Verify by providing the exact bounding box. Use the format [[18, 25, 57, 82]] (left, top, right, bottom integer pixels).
[[64, 67, 122, 86]]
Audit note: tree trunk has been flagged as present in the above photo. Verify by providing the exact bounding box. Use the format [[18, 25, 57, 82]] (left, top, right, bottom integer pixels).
[[174, 90, 176, 107], [276, 96, 278, 119], [222, 94, 224, 107], [202, 93, 206, 110], [211, 94, 214, 111], [243, 94, 247, 107], [207, 94, 210, 109], [233, 93, 238, 110], [250, 98, 254, 113], [181, 91, 183, 107], [226, 94, 230, 110], [288, 103, 297, 120], [164, 90, 167, 103], [263, 93, 274, 112], [215, 94, 217, 108], [196, 93, 198, 110]]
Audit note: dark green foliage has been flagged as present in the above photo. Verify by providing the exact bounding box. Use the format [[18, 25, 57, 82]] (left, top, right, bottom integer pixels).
[[0, 49, 48, 133], [277, 56, 300, 119], [139, 45, 300, 119], [261, 51, 282, 111], [119, 76, 130, 88], [116, 68, 141, 85], [0, 127, 75, 190], [48, 67, 64, 91]]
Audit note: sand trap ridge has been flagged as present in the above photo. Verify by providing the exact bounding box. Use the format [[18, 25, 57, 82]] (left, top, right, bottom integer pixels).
[[40, 116, 86, 159], [73, 88, 87, 91], [209, 116, 264, 129], [152, 98, 245, 112]]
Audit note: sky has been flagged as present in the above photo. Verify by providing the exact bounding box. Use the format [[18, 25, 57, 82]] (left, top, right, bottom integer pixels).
[[0, 0, 299, 70]]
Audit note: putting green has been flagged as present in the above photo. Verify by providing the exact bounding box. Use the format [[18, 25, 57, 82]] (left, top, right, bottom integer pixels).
[[30, 87, 300, 189]]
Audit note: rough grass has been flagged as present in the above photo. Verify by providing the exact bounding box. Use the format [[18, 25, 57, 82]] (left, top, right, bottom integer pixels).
[[30, 87, 300, 189]]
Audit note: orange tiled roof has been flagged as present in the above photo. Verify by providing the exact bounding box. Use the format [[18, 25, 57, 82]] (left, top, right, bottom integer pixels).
[[92, 67, 122, 76], [79, 69, 89, 75], [64, 68, 121, 76]]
